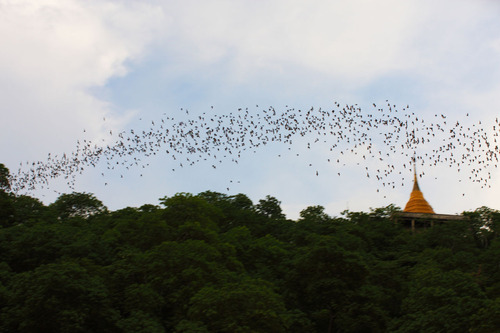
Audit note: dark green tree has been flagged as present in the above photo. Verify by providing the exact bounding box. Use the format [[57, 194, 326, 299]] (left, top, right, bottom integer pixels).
[[256, 195, 285, 220], [390, 264, 486, 333], [11, 195, 47, 225], [299, 205, 330, 223], [1, 261, 119, 332], [50, 192, 107, 219], [0, 164, 14, 227], [160, 193, 222, 232], [470, 297, 500, 333], [0, 163, 10, 191], [179, 278, 289, 333], [289, 235, 369, 332], [116, 283, 165, 332]]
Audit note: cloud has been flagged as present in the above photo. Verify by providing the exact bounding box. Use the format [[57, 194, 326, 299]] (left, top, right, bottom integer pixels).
[[153, 0, 418, 85], [143, 0, 500, 118], [0, 0, 163, 164]]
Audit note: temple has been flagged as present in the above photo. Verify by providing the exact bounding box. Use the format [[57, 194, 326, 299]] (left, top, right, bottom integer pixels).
[[392, 163, 466, 233], [403, 168, 435, 214]]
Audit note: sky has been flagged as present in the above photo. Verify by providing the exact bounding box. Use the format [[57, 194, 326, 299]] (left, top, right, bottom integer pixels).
[[1, 0, 500, 219]]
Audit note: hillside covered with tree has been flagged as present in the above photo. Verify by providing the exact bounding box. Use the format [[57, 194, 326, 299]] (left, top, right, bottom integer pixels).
[[1, 164, 500, 332]]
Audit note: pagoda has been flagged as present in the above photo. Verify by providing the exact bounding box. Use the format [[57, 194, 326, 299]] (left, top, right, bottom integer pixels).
[[403, 168, 435, 214], [392, 162, 466, 233]]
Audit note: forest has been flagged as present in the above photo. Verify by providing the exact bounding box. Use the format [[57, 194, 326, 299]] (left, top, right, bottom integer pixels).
[[1, 163, 500, 333]]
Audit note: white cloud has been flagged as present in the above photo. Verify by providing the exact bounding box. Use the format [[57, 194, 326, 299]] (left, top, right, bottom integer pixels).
[[0, 0, 163, 164], [154, 0, 418, 85], [151, 0, 500, 92]]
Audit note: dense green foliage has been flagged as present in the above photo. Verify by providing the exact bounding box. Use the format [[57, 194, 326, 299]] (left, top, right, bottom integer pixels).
[[1, 166, 500, 332]]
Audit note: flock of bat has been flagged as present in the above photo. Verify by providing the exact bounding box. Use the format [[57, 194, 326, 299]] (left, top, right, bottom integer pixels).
[[8, 101, 500, 198]]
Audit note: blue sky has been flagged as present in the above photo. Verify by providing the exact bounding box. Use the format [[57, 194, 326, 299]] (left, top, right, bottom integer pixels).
[[1, 0, 500, 219]]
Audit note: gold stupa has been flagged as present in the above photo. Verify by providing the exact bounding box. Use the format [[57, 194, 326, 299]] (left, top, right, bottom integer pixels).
[[403, 169, 435, 214]]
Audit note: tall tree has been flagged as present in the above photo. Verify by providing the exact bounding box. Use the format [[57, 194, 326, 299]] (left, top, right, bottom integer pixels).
[[390, 264, 486, 332], [0, 164, 14, 227], [1, 261, 119, 332], [256, 195, 285, 220], [179, 278, 289, 333], [50, 192, 107, 220], [0, 163, 10, 191]]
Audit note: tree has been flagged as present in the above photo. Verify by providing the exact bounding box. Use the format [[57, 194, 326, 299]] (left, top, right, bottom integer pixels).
[[140, 239, 243, 329], [0, 191, 14, 228], [50, 192, 107, 219], [288, 235, 369, 332], [116, 283, 165, 333], [477, 237, 500, 298], [108, 207, 170, 251], [11, 195, 47, 225], [0, 163, 10, 191], [1, 261, 119, 332], [463, 206, 500, 248], [117, 310, 165, 333], [420, 217, 478, 253], [299, 205, 330, 223], [390, 264, 486, 333], [0, 163, 14, 227], [230, 193, 254, 211], [256, 195, 285, 220], [221, 193, 257, 232], [160, 193, 222, 232], [0, 217, 108, 272], [470, 297, 500, 333], [180, 278, 289, 333]]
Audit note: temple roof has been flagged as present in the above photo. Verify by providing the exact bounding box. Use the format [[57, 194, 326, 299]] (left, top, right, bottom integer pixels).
[[403, 168, 435, 214]]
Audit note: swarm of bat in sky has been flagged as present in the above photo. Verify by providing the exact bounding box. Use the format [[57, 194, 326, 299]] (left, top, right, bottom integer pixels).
[[8, 101, 500, 196]]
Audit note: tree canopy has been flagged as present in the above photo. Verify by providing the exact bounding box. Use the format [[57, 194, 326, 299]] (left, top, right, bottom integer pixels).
[[0, 181, 499, 332]]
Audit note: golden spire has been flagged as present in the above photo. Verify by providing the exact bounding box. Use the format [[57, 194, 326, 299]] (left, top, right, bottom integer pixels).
[[412, 166, 420, 192], [404, 158, 435, 214]]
